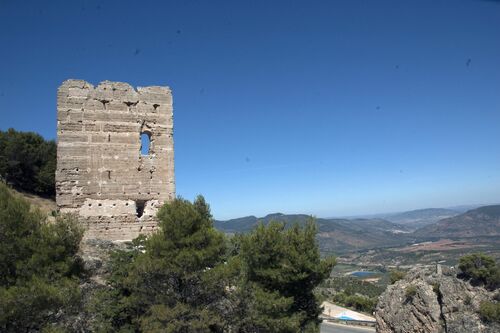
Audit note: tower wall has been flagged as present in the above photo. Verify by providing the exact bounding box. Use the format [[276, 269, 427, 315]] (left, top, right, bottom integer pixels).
[[56, 79, 175, 241]]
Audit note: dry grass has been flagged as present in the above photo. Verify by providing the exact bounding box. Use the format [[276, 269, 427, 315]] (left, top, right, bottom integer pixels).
[[396, 239, 482, 253], [8, 186, 56, 215]]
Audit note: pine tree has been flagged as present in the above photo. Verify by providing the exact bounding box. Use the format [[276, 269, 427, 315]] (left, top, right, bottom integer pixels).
[[0, 183, 83, 332], [91, 196, 227, 332], [0, 129, 56, 197], [232, 219, 335, 332]]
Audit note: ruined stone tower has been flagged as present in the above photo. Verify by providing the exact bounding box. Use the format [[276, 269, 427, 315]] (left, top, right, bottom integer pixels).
[[56, 80, 175, 241]]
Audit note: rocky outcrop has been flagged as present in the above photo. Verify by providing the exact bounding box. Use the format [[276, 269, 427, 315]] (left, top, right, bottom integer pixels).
[[375, 265, 499, 333]]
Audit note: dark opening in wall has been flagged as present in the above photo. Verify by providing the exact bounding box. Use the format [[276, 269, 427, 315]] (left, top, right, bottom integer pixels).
[[140, 132, 151, 155], [136, 200, 146, 218]]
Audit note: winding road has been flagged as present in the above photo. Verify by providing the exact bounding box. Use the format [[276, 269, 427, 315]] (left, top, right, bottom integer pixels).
[[320, 322, 375, 333]]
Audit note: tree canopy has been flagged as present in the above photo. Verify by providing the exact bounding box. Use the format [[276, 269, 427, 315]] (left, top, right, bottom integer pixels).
[[0, 182, 84, 332], [0, 128, 56, 197], [90, 196, 227, 332], [91, 198, 334, 333], [234, 220, 335, 332], [458, 253, 499, 291]]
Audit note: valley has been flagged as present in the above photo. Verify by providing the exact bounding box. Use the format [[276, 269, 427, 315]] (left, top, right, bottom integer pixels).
[[215, 205, 500, 269]]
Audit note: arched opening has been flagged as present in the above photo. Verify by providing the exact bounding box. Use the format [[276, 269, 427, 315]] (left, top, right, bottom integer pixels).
[[136, 200, 146, 218], [140, 132, 151, 155]]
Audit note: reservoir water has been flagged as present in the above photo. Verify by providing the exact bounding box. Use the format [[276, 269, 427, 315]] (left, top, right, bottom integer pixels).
[[350, 271, 377, 278]]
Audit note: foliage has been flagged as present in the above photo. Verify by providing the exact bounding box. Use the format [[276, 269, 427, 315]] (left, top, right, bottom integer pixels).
[[92, 207, 334, 332], [232, 220, 336, 332], [90, 196, 227, 332], [389, 269, 406, 284], [458, 253, 500, 290], [322, 276, 384, 298], [318, 275, 383, 313], [478, 301, 500, 323], [331, 292, 377, 313], [405, 285, 417, 299], [0, 128, 56, 197], [431, 282, 440, 295], [0, 182, 84, 332]]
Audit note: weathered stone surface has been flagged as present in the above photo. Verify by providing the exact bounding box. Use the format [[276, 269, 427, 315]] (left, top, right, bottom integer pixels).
[[56, 79, 175, 241], [375, 265, 500, 333]]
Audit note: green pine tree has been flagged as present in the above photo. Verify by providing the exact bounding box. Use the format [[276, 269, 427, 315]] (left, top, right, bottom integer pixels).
[[0, 182, 84, 332], [91, 196, 227, 332], [230, 219, 336, 333], [0, 129, 56, 197]]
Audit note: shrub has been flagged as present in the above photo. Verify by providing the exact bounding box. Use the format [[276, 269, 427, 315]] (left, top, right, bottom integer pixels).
[[90, 196, 227, 332], [0, 182, 83, 332], [332, 292, 377, 313], [323, 276, 384, 298], [0, 129, 56, 197], [91, 199, 335, 332], [431, 282, 440, 295], [458, 253, 499, 290], [479, 301, 500, 323], [234, 219, 336, 332], [389, 269, 406, 284], [405, 285, 417, 299], [487, 267, 500, 291]]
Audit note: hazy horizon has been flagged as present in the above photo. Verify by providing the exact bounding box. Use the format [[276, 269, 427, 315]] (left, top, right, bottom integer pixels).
[[1, 0, 499, 220], [214, 201, 500, 221]]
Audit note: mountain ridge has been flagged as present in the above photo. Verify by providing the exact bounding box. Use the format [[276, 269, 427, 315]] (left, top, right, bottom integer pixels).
[[214, 213, 413, 253], [413, 204, 500, 239], [215, 205, 500, 254]]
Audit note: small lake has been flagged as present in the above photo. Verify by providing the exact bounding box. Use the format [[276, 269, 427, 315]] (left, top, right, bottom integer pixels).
[[350, 271, 378, 278]]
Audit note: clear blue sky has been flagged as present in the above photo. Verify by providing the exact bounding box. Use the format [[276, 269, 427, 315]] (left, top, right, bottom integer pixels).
[[1, 0, 499, 219]]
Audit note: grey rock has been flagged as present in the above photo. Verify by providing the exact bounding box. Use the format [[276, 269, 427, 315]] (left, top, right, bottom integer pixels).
[[375, 265, 499, 333]]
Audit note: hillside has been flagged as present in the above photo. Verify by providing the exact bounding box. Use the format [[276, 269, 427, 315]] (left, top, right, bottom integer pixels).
[[413, 205, 500, 239], [13, 179, 499, 257], [5, 185, 56, 215], [382, 208, 460, 230], [215, 213, 412, 253], [214, 213, 306, 233], [0, 129, 56, 197]]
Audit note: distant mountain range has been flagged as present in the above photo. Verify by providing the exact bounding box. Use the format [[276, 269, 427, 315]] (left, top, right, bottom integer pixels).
[[215, 213, 413, 254], [382, 208, 460, 230], [214, 205, 500, 254], [413, 205, 500, 239]]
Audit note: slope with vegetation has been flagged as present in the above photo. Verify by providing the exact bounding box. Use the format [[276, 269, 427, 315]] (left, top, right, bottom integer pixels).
[[87, 197, 334, 332], [0, 184, 335, 332], [0, 182, 84, 332], [215, 213, 412, 254], [318, 275, 384, 313], [0, 128, 56, 197], [413, 205, 500, 239], [383, 208, 460, 230], [0, 128, 335, 331]]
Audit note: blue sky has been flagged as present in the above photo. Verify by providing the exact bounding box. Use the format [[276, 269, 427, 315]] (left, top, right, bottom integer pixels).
[[1, 0, 499, 219]]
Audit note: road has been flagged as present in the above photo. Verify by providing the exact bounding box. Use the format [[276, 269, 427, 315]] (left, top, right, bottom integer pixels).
[[320, 322, 375, 333]]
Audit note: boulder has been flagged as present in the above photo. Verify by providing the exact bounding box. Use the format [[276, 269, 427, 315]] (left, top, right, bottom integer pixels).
[[375, 265, 499, 333]]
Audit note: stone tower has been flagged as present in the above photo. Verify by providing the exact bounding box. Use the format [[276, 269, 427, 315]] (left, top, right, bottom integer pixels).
[[56, 80, 175, 241]]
